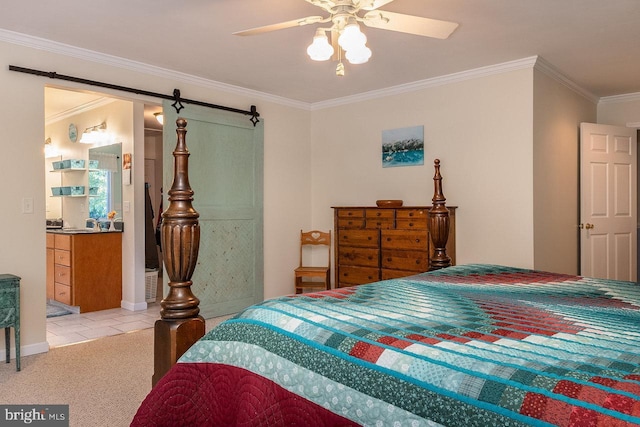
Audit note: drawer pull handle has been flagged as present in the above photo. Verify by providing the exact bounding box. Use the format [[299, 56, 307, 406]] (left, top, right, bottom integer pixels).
[[415, 239, 421, 243], [409, 223, 414, 227], [387, 258, 392, 262]]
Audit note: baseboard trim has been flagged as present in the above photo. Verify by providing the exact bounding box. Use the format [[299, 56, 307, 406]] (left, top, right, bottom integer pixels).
[[3, 340, 51, 359], [121, 300, 148, 312]]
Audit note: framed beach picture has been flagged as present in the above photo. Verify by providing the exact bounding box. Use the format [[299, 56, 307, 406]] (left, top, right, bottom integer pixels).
[[381, 125, 424, 168]]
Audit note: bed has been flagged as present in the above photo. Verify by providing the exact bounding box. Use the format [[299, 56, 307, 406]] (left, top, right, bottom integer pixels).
[[133, 263, 640, 426], [132, 122, 640, 426]]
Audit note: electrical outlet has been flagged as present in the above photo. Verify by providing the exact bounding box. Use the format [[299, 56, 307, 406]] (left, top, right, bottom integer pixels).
[[22, 197, 34, 214]]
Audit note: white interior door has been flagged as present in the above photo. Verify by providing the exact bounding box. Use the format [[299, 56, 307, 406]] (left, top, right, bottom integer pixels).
[[580, 122, 637, 281]]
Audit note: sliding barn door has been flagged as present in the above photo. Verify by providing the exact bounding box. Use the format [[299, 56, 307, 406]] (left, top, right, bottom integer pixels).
[[162, 101, 264, 318]]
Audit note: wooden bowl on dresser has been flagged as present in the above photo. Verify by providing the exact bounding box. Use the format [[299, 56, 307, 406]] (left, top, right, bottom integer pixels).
[[376, 199, 403, 208]]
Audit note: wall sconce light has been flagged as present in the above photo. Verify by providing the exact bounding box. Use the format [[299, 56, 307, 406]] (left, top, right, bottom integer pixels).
[[44, 137, 60, 158], [154, 112, 163, 125], [79, 122, 107, 144]]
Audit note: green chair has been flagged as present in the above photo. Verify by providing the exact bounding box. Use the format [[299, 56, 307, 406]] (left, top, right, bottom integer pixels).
[[0, 274, 20, 371]]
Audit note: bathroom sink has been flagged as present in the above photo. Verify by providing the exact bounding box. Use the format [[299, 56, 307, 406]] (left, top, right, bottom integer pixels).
[[59, 228, 99, 234]]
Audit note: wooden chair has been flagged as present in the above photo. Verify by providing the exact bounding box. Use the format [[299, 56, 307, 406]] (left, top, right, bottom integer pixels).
[[294, 230, 331, 294]]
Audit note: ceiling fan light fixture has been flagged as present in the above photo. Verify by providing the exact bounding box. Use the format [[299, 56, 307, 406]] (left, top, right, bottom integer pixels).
[[338, 21, 367, 52], [346, 44, 372, 64], [307, 28, 334, 61]]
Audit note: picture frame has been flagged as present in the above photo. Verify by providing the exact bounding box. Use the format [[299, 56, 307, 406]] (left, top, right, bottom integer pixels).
[[381, 125, 424, 168]]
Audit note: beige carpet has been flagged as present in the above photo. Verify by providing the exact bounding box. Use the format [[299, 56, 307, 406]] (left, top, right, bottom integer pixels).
[[0, 328, 154, 427]]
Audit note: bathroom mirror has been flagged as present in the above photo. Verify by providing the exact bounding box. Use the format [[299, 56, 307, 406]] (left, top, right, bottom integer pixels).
[[88, 143, 122, 220]]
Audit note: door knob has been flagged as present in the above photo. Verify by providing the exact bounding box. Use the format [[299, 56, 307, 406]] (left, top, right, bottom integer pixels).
[[580, 223, 594, 229]]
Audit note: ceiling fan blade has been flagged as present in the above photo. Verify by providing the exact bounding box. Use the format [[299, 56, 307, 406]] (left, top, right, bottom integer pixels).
[[359, 0, 395, 11], [362, 10, 458, 39], [233, 16, 325, 36]]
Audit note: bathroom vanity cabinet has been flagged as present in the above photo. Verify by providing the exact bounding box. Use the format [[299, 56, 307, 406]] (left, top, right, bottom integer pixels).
[[47, 231, 122, 313]]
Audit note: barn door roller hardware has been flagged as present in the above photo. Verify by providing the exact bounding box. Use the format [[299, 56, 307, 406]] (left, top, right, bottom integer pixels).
[[8, 65, 260, 126]]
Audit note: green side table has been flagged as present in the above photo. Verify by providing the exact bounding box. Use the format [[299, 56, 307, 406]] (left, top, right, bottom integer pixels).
[[0, 274, 20, 371]]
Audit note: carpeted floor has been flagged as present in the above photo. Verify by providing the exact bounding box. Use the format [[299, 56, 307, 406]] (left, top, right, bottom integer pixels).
[[0, 328, 154, 426], [0, 314, 233, 426]]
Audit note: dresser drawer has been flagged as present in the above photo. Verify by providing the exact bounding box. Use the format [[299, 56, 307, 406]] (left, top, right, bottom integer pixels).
[[54, 249, 71, 266], [54, 283, 72, 305], [338, 229, 379, 248], [338, 266, 379, 286], [337, 218, 365, 228], [337, 209, 365, 218], [365, 209, 394, 228], [338, 247, 379, 267], [381, 230, 429, 250], [381, 249, 429, 272], [396, 208, 428, 219], [54, 264, 71, 286], [395, 218, 428, 230]]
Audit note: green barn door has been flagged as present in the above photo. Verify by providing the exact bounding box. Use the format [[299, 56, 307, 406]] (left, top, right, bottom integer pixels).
[[162, 102, 264, 318]]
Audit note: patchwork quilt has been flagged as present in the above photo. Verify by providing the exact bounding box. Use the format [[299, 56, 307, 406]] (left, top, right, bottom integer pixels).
[[132, 264, 640, 426]]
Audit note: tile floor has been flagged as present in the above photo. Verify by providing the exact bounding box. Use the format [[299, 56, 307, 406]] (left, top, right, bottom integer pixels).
[[46, 303, 163, 347], [46, 303, 236, 348]]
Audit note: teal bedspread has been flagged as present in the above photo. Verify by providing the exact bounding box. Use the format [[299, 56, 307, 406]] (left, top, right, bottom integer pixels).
[[135, 264, 640, 426]]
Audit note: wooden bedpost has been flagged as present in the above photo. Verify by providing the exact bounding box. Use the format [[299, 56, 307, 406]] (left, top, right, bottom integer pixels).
[[152, 118, 205, 387], [429, 159, 451, 270]]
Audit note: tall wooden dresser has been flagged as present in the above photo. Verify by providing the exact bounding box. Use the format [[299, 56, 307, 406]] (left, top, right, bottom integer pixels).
[[332, 206, 456, 288]]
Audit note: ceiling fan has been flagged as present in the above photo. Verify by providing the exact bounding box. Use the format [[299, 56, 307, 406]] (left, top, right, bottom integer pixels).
[[233, 0, 459, 76]]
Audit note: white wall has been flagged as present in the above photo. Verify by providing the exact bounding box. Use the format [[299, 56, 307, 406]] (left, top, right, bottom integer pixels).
[[311, 68, 536, 269], [532, 69, 597, 274], [598, 95, 640, 126], [0, 39, 311, 357], [1, 34, 616, 360]]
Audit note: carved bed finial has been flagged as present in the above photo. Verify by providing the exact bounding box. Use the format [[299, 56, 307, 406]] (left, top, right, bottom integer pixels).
[[153, 118, 205, 386], [429, 159, 451, 270]]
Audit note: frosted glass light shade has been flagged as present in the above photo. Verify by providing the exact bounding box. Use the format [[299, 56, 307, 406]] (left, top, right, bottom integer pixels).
[[338, 23, 366, 52], [307, 30, 334, 61], [346, 45, 372, 64]]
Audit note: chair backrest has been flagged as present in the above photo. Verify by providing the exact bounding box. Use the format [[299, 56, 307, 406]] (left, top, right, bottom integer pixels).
[[299, 230, 331, 268]]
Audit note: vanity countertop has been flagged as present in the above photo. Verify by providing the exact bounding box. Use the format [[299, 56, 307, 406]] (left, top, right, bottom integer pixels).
[[47, 229, 123, 235]]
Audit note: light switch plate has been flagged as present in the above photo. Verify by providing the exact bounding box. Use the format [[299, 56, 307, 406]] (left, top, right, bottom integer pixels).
[[124, 201, 130, 212], [22, 197, 34, 214]]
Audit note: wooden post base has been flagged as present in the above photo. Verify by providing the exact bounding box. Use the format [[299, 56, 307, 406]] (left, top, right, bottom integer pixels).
[[152, 316, 205, 387]]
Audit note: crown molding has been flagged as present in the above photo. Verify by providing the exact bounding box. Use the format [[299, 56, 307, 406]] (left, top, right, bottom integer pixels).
[[533, 57, 599, 103], [310, 56, 540, 110], [45, 97, 116, 125], [0, 29, 310, 111], [599, 91, 640, 105], [0, 29, 610, 113]]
